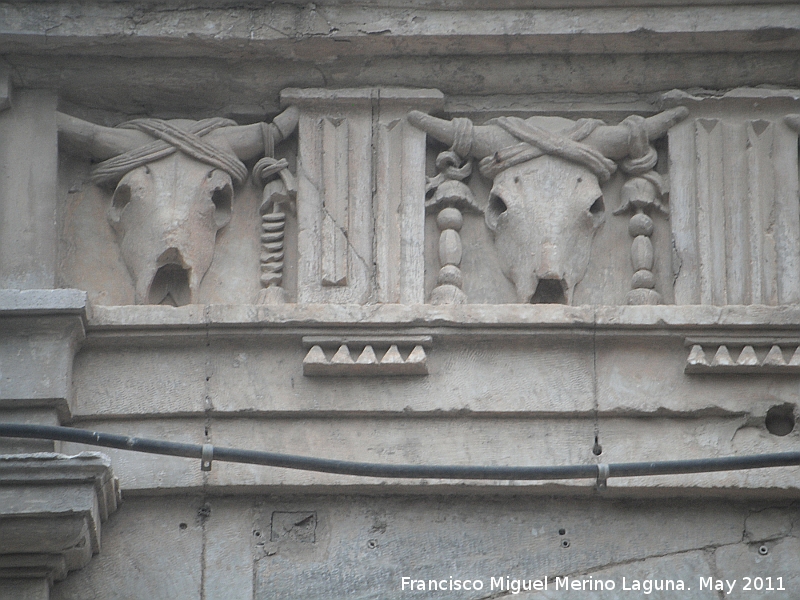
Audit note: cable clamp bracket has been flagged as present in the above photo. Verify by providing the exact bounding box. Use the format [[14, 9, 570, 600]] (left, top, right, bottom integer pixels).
[[596, 463, 609, 490], [201, 443, 214, 472]]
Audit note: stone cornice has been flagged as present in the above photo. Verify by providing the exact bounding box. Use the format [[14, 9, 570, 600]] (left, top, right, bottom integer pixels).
[[85, 303, 800, 339], [0, 289, 88, 318], [0, 4, 798, 59]]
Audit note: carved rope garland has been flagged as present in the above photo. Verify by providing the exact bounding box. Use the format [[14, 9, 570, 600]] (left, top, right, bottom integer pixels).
[[90, 117, 248, 187]]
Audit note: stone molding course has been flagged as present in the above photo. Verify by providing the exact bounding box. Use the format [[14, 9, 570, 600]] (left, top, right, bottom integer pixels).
[[0, 452, 120, 588]]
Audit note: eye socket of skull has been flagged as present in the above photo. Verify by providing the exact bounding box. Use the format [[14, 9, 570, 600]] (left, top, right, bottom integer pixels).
[[108, 183, 132, 229], [588, 194, 605, 228], [208, 171, 233, 229], [485, 193, 509, 231]]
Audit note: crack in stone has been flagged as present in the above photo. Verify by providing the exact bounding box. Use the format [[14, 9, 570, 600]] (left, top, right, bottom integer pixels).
[[319, 203, 372, 279], [481, 541, 761, 599], [743, 503, 800, 542], [671, 235, 682, 286]]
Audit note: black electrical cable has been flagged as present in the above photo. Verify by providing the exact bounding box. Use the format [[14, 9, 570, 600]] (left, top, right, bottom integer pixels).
[[1, 423, 799, 482]]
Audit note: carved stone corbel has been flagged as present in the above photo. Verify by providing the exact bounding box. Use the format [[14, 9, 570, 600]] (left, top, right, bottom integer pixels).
[[0, 453, 120, 599]]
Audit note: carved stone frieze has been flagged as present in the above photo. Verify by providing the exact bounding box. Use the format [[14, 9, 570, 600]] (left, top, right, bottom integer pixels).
[[50, 87, 800, 308], [3, 0, 800, 594]]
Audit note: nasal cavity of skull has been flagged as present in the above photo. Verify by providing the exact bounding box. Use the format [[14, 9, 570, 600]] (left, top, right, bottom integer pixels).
[[485, 194, 508, 230], [149, 249, 191, 307], [211, 183, 233, 228], [531, 278, 568, 304]]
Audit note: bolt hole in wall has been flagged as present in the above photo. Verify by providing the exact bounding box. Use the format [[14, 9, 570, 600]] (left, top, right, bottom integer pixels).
[[558, 528, 570, 548], [759, 545, 769, 556], [765, 404, 796, 436]]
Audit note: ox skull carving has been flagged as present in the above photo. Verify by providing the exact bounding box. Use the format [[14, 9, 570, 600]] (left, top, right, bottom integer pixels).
[[408, 107, 688, 304], [57, 108, 299, 306], [107, 156, 234, 305]]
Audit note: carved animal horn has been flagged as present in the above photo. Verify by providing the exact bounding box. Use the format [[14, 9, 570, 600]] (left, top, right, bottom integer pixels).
[[584, 107, 690, 160], [214, 106, 300, 161], [407, 111, 518, 159], [408, 107, 690, 162], [57, 112, 154, 160], [271, 105, 300, 144], [58, 106, 302, 164]]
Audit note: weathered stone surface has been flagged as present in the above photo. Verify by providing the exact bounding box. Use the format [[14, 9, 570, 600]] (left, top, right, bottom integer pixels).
[[518, 550, 717, 599], [73, 335, 596, 416], [0, 579, 49, 600], [50, 496, 202, 600], [61, 420, 205, 491], [595, 336, 800, 414], [73, 344, 209, 416], [0, 317, 84, 407], [714, 538, 800, 599], [0, 92, 59, 290], [252, 496, 743, 600], [73, 305, 800, 418], [745, 507, 799, 542], [0, 291, 87, 431], [86, 302, 800, 329], [0, 289, 87, 315], [2, 4, 799, 60], [0, 453, 120, 584], [202, 499, 257, 600], [51, 495, 774, 600], [3, 0, 800, 596]]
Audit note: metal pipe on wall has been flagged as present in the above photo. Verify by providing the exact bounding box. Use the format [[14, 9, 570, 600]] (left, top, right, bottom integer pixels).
[[1, 423, 798, 483]]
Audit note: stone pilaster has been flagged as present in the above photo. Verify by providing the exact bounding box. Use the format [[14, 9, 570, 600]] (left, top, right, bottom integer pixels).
[[0, 77, 59, 291], [282, 87, 442, 304], [0, 289, 87, 453]]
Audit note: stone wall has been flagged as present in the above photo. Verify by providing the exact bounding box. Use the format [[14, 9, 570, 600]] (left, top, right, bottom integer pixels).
[[1, 1, 799, 598]]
